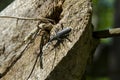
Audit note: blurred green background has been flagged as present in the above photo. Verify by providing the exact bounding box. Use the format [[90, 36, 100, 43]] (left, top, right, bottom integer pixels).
[[0, 0, 14, 11], [87, 0, 114, 80], [87, 0, 120, 80], [93, 0, 114, 30]]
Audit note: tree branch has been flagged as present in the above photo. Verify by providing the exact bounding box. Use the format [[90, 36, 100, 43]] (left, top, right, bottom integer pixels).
[[93, 28, 120, 38]]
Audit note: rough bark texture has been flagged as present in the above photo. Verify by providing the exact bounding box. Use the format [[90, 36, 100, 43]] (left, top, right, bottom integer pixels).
[[0, 0, 99, 80]]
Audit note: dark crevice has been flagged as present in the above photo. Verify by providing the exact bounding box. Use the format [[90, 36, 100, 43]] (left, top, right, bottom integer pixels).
[[46, 0, 65, 24]]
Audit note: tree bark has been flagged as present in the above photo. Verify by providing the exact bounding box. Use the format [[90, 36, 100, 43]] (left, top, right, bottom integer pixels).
[[0, 0, 99, 80]]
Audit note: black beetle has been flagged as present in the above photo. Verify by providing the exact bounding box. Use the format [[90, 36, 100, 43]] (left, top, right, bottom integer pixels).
[[49, 27, 71, 42]]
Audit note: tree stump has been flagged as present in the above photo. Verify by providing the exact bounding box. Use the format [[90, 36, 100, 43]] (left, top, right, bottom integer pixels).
[[0, 0, 99, 80]]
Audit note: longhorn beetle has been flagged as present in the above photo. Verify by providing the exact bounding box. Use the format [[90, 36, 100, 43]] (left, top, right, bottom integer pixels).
[[44, 27, 72, 54], [49, 27, 71, 42], [45, 27, 72, 69]]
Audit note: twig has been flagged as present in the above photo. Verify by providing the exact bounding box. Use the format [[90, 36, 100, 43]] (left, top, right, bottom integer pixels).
[[0, 16, 55, 23], [26, 23, 53, 80], [26, 50, 39, 80], [93, 28, 120, 38]]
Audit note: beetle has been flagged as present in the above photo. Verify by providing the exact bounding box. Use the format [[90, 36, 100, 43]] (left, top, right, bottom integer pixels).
[[43, 27, 72, 51], [49, 27, 71, 42]]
